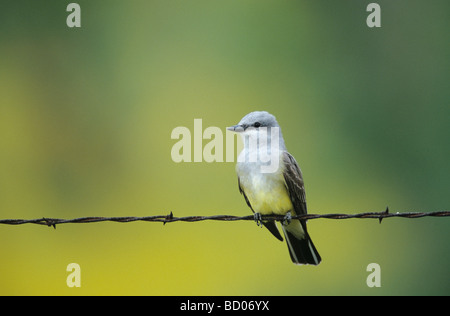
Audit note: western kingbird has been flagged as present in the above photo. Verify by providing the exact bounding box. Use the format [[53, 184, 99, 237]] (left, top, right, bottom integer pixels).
[[228, 111, 321, 265]]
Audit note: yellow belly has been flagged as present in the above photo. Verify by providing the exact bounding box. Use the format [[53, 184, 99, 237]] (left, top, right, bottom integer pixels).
[[243, 172, 294, 216]]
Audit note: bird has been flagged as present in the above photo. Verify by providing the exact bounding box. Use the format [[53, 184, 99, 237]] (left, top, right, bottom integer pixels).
[[228, 111, 321, 265]]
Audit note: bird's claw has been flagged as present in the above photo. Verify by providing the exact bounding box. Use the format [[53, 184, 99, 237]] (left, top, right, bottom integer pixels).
[[282, 212, 292, 226], [254, 212, 263, 227]]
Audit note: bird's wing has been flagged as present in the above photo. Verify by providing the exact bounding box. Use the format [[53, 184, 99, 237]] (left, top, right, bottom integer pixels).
[[281, 151, 322, 265], [282, 151, 307, 216], [238, 176, 254, 212]]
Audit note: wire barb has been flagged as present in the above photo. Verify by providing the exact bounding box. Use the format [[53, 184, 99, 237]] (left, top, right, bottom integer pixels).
[[0, 210, 449, 228]]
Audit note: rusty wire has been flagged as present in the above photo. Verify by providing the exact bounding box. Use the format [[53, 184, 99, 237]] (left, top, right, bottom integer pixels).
[[0, 208, 449, 229]]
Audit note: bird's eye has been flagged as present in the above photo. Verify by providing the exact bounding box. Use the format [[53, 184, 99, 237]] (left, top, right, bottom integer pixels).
[[254, 122, 261, 128]]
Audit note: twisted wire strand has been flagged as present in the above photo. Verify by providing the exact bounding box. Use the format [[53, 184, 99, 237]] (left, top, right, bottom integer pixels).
[[0, 209, 448, 228]]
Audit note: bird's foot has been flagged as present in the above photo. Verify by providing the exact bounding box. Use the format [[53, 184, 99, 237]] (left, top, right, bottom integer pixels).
[[254, 212, 263, 227], [282, 212, 292, 226]]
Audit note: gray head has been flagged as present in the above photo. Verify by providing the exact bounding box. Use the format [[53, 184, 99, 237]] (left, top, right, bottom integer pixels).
[[227, 111, 286, 150], [228, 111, 280, 131]]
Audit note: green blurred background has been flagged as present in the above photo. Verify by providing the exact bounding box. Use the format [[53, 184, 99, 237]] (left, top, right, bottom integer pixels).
[[0, 0, 449, 295]]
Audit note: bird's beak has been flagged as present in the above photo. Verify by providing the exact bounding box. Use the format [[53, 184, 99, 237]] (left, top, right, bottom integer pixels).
[[227, 125, 241, 132]]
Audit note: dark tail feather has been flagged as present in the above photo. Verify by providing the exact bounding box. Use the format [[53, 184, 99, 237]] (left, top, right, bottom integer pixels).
[[263, 221, 284, 241], [283, 229, 321, 265]]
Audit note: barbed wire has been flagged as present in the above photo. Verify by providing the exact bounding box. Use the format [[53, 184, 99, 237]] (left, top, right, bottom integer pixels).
[[0, 208, 449, 229]]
